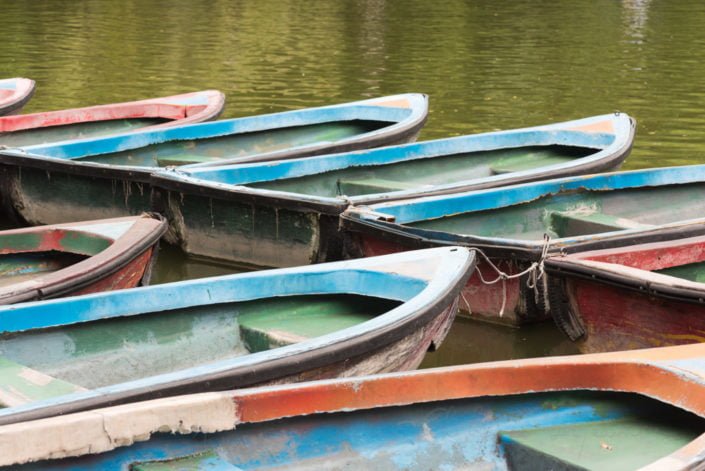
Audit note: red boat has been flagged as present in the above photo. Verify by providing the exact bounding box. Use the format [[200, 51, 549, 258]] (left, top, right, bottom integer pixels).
[[546, 234, 705, 353], [0, 89, 225, 147], [0, 78, 35, 116], [0, 214, 167, 304]]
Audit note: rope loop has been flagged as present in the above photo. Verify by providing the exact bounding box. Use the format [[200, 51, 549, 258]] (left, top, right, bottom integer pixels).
[[471, 234, 552, 318]]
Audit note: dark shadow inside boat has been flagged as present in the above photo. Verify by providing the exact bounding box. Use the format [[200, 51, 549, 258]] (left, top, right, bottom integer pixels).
[[245, 145, 594, 198], [0, 294, 401, 392], [0, 118, 170, 148], [73, 120, 390, 167], [0, 251, 88, 288]]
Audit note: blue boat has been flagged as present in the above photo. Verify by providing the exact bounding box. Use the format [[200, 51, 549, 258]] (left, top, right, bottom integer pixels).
[[0, 78, 34, 116], [0, 247, 473, 426], [4, 343, 705, 470], [152, 113, 634, 267], [341, 164, 705, 326], [0, 94, 428, 226]]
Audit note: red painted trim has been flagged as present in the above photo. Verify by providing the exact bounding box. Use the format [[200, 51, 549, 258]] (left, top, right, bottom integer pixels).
[[0, 90, 224, 132]]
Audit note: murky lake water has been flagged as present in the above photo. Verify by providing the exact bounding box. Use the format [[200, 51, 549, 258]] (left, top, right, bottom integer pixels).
[[0, 0, 700, 365]]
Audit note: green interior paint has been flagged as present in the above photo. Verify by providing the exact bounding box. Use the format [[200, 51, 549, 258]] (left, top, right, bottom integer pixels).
[[0, 232, 42, 252], [75, 120, 387, 167], [0, 118, 167, 148], [410, 183, 705, 240], [131, 450, 243, 471], [0, 357, 83, 408], [57, 231, 113, 256], [0, 252, 86, 288], [500, 401, 705, 471], [239, 294, 400, 352], [656, 261, 705, 283], [249, 145, 591, 198], [0, 294, 400, 389]]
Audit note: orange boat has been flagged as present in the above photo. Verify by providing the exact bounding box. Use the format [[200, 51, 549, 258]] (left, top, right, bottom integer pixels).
[[3, 343, 705, 469]]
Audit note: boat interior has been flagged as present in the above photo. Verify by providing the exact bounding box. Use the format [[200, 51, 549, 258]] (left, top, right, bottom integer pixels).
[[0, 229, 112, 288], [74, 120, 391, 167], [0, 294, 400, 407], [407, 182, 705, 242], [247, 144, 594, 198]]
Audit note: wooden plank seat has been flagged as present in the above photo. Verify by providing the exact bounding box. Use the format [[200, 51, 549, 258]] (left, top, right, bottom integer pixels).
[[548, 211, 653, 238], [0, 357, 85, 407], [238, 297, 375, 353], [489, 153, 573, 175], [336, 177, 418, 196]]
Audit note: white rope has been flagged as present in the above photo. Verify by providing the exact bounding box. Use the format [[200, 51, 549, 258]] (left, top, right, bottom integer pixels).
[[471, 234, 552, 317]]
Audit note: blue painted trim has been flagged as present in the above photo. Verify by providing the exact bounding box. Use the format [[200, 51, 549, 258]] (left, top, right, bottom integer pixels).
[[156, 113, 633, 207], [19, 94, 424, 159]]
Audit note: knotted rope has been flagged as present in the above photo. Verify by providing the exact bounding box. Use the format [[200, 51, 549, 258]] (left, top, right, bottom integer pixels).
[[461, 234, 552, 318]]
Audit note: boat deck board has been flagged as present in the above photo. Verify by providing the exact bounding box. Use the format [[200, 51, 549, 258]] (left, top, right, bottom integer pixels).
[[0, 357, 84, 407], [501, 416, 702, 471]]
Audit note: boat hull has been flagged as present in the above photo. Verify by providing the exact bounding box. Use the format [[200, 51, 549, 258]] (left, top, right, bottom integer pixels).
[[545, 235, 705, 352]]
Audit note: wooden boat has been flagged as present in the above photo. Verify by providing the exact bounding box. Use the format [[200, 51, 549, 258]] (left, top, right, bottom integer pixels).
[[5, 343, 705, 469], [341, 164, 705, 326], [0, 78, 35, 116], [0, 215, 166, 304], [153, 113, 634, 267], [0, 247, 473, 425], [0, 94, 428, 227], [545, 234, 705, 352], [0, 89, 226, 147]]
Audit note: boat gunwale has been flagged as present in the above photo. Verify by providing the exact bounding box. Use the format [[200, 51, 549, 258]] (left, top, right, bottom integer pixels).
[[0, 214, 167, 304], [149, 113, 635, 216], [0, 78, 35, 116], [0, 247, 474, 426]]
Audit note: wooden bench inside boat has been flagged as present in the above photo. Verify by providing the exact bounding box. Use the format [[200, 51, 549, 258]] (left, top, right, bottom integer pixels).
[[336, 177, 418, 196], [0, 357, 85, 407], [499, 413, 701, 470], [156, 154, 223, 166], [548, 211, 653, 237], [238, 295, 377, 353], [489, 152, 573, 175]]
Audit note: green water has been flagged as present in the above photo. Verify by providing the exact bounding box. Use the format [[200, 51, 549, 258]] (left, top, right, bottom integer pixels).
[[0, 0, 699, 366]]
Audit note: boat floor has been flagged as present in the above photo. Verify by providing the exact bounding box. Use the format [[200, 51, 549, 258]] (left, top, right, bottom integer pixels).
[[0, 252, 86, 288]]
